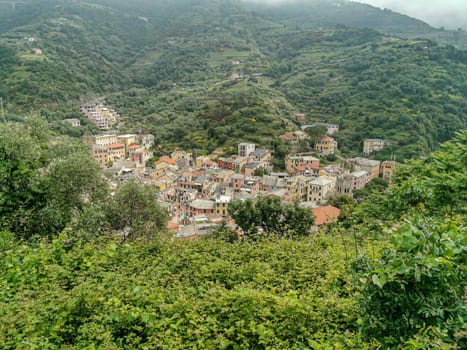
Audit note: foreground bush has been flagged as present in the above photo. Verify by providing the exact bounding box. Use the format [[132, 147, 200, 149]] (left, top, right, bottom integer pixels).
[[0, 231, 364, 349]]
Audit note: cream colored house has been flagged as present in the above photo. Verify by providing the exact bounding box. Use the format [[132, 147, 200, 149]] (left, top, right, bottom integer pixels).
[[308, 177, 335, 203]]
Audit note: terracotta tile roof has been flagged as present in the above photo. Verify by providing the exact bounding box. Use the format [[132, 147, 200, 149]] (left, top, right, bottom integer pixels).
[[321, 136, 334, 142], [311, 206, 340, 226], [108, 143, 124, 149], [280, 133, 296, 141], [155, 156, 176, 166], [128, 144, 140, 150], [295, 165, 306, 171]]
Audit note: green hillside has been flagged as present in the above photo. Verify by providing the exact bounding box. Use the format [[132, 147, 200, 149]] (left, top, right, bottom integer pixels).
[[0, 0, 466, 159]]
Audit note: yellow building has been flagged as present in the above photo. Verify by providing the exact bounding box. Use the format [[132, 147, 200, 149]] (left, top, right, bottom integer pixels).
[[107, 143, 125, 161], [287, 176, 311, 202], [82, 134, 117, 147], [215, 195, 232, 216], [154, 156, 177, 171], [117, 134, 138, 156], [315, 136, 337, 156], [171, 150, 193, 162], [380, 160, 396, 184], [153, 179, 175, 192], [285, 155, 320, 175]]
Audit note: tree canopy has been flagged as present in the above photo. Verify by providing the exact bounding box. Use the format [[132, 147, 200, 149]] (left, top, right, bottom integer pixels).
[[228, 197, 315, 238]]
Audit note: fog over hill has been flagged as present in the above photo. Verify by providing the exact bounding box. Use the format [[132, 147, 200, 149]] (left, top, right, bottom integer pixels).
[[356, 0, 467, 30], [243, 0, 467, 30]]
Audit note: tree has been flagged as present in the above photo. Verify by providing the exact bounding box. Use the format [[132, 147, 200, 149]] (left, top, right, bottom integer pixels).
[[358, 216, 467, 348], [0, 123, 43, 235], [106, 181, 168, 241], [228, 197, 314, 239], [208, 220, 239, 242], [352, 177, 388, 201], [304, 125, 328, 146], [37, 145, 108, 235], [0, 119, 107, 239], [253, 168, 269, 177]]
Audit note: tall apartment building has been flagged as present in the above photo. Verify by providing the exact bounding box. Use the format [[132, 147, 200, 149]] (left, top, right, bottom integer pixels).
[[238, 143, 256, 157], [117, 134, 138, 156], [79, 103, 120, 130], [308, 177, 335, 203], [82, 134, 118, 147]]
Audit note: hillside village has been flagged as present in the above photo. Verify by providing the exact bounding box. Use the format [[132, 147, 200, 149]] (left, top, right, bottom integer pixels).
[[79, 102, 396, 239]]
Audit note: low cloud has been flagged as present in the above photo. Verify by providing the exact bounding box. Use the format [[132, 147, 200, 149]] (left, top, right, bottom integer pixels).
[[241, 0, 466, 29], [354, 0, 467, 29]]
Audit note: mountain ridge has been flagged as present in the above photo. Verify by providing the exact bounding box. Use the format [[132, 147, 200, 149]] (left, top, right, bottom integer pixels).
[[0, 0, 466, 160]]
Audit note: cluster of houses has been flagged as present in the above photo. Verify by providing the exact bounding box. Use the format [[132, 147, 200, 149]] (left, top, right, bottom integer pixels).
[[280, 125, 338, 156], [79, 102, 120, 130], [83, 133, 155, 169], [98, 140, 396, 239], [79, 108, 396, 238]]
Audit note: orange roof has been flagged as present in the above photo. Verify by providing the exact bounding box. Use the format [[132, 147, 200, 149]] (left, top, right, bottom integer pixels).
[[321, 136, 334, 142], [309, 163, 321, 169], [155, 156, 176, 166], [128, 144, 140, 150], [312, 206, 340, 226], [295, 165, 306, 171], [108, 143, 124, 149], [280, 134, 296, 141]]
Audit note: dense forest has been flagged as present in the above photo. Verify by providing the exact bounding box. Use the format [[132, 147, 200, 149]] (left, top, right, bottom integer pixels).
[[0, 0, 466, 159], [0, 120, 465, 348]]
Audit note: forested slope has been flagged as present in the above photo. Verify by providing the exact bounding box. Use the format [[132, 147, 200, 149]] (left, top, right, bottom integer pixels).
[[0, 0, 466, 158]]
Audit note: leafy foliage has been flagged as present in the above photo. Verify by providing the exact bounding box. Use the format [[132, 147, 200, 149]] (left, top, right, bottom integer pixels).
[[0, 120, 166, 241], [0, 231, 364, 349], [349, 130, 467, 228], [0, 119, 107, 238], [106, 180, 168, 241], [0, 124, 465, 349], [229, 197, 315, 238], [358, 216, 466, 347], [345, 132, 467, 348]]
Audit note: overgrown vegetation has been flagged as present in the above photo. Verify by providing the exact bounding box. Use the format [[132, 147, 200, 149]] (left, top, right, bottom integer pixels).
[[0, 120, 167, 241], [0, 122, 465, 348]]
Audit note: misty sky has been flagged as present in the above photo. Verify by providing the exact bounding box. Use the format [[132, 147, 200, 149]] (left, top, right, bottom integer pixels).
[[356, 0, 467, 29], [244, 1, 467, 30]]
